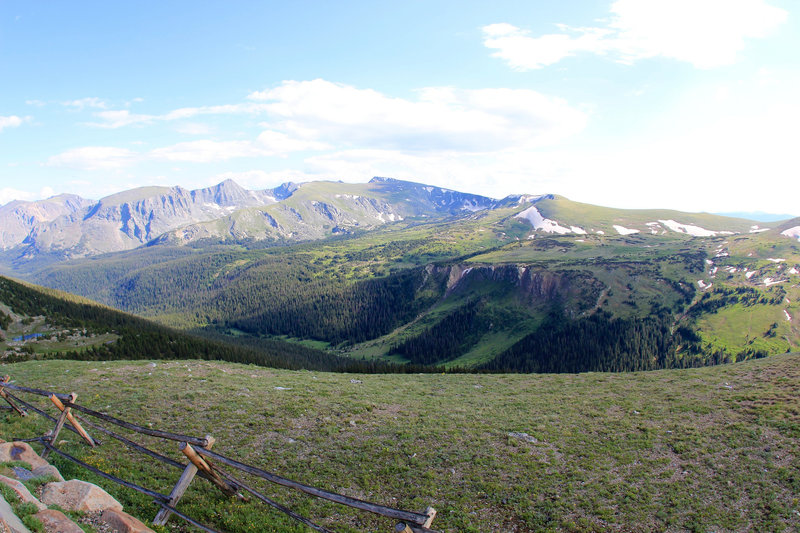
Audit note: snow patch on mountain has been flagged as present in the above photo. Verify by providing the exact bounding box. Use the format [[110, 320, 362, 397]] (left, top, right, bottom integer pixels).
[[781, 226, 800, 241], [613, 225, 639, 235], [658, 219, 725, 237], [749, 225, 770, 234], [785, 310, 793, 321], [515, 206, 571, 234], [462, 200, 484, 212], [515, 195, 545, 204], [376, 212, 402, 223], [767, 258, 786, 263]]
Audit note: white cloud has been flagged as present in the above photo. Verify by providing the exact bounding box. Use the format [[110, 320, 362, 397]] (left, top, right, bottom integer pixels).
[[150, 132, 328, 163], [609, 0, 788, 67], [86, 103, 268, 129], [46, 146, 138, 170], [248, 79, 586, 151], [81, 80, 585, 159], [87, 110, 155, 128], [483, 23, 613, 70], [484, 0, 787, 70], [150, 140, 267, 162], [0, 115, 24, 132], [0, 187, 37, 205], [40, 186, 55, 198], [256, 130, 331, 153], [174, 122, 214, 135], [63, 97, 109, 110]]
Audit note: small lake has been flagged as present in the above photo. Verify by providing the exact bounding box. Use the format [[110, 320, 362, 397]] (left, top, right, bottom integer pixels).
[[11, 332, 44, 342]]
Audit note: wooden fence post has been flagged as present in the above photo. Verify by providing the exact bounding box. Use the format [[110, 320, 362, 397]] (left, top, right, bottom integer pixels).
[[0, 375, 26, 417], [50, 394, 96, 447], [422, 507, 436, 528], [41, 397, 72, 460], [180, 442, 242, 498], [394, 507, 437, 533], [153, 435, 216, 526]]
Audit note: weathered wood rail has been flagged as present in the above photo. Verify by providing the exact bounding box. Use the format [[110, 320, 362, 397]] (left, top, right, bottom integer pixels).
[[0, 375, 440, 533]]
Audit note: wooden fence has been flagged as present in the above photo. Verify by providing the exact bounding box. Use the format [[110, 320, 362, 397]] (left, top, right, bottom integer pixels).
[[0, 375, 439, 533]]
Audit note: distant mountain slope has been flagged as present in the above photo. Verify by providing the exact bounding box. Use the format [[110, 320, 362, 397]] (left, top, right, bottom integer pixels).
[[4, 180, 281, 261], [518, 195, 760, 237], [0, 194, 93, 250], [154, 177, 502, 246]]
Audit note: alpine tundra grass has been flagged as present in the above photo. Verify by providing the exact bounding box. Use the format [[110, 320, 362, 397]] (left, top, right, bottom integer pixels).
[[2, 354, 799, 532]]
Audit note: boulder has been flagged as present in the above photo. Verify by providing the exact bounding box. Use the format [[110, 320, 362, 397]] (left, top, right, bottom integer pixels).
[[100, 509, 155, 533], [0, 474, 46, 511], [34, 509, 84, 533], [40, 480, 122, 512], [31, 465, 64, 482], [0, 493, 32, 533], [0, 442, 49, 470]]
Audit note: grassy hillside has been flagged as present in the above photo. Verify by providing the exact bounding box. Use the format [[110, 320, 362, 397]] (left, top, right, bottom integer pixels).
[[2, 355, 799, 532]]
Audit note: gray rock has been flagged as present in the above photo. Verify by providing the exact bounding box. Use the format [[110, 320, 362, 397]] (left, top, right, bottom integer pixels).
[[41, 480, 123, 512], [508, 432, 538, 443], [34, 509, 84, 533], [0, 474, 46, 511], [100, 508, 155, 533]]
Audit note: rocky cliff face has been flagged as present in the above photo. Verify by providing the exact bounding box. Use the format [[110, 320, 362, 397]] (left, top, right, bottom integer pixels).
[[434, 263, 605, 315]]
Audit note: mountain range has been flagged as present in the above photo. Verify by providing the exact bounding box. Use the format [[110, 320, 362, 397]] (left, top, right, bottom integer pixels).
[[0, 178, 503, 266], [2, 177, 799, 372]]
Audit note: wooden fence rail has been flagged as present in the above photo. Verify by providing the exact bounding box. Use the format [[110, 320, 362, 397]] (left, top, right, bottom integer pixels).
[[0, 375, 440, 533]]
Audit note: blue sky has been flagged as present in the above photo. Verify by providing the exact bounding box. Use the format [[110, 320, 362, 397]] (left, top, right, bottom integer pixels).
[[1, 0, 798, 215]]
